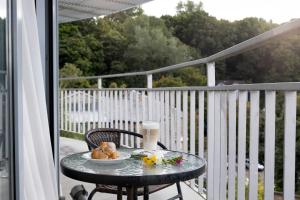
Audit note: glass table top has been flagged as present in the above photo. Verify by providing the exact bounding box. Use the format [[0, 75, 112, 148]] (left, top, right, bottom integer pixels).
[[61, 148, 206, 178]]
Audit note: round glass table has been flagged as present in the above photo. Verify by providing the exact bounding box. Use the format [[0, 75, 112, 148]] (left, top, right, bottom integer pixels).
[[61, 148, 206, 200]]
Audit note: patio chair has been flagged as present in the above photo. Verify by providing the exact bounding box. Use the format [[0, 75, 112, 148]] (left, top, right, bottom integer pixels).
[[85, 128, 183, 200]]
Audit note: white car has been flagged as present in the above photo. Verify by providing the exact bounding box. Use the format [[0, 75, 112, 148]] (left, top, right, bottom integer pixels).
[[245, 159, 264, 171]]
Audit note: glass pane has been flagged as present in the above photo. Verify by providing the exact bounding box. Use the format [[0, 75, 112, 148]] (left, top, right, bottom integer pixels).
[[0, 0, 9, 199]]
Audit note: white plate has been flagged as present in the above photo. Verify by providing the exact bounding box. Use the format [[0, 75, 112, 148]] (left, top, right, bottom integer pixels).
[[82, 151, 131, 165]]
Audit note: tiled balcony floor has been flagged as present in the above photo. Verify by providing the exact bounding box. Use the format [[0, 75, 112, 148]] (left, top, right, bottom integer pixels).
[[60, 137, 204, 200]]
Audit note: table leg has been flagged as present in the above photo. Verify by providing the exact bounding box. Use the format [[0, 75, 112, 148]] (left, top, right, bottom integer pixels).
[[143, 186, 149, 200], [117, 186, 122, 200], [126, 186, 137, 200]]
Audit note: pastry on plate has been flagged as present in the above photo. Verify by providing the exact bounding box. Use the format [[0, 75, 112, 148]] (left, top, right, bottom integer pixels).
[[91, 142, 119, 160]]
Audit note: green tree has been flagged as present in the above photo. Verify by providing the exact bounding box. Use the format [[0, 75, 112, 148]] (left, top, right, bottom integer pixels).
[[154, 76, 185, 87], [60, 63, 91, 88], [123, 15, 193, 72]]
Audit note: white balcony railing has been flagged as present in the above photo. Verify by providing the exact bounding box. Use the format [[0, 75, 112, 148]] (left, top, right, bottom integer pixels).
[[60, 83, 299, 200], [59, 19, 300, 200]]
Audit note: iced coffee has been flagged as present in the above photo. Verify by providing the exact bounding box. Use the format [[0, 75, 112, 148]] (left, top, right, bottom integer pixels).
[[141, 121, 160, 151]]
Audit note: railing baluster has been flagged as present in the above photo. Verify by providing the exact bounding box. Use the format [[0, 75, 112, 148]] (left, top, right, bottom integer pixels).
[[220, 92, 228, 199], [228, 91, 237, 200], [70, 90, 73, 132], [176, 91, 181, 150], [119, 91, 124, 145], [73, 90, 76, 132], [213, 92, 221, 199], [207, 90, 215, 200], [114, 90, 118, 129], [107, 91, 110, 128], [100, 91, 109, 128], [165, 91, 170, 149], [93, 90, 96, 129], [136, 90, 141, 148], [60, 90, 64, 130], [64, 90, 68, 131], [89, 90, 92, 130], [82, 91, 86, 134], [79, 90, 82, 134], [91, 90, 94, 129], [119, 90, 125, 131], [170, 91, 175, 150], [249, 91, 260, 200], [183, 91, 188, 153], [76, 90, 80, 132], [159, 91, 165, 143], [264, 91, 276, 200], [87, 90, 91, 131], [87, 90, 92, 131], [130, 91, 134, 147], [109, 91, 113, 128], [104, 91, 108, 128], [110, 91, 113, 128], [98, 90, 102, 128], [102, 90, 105, 128], [190, 90, 196, 188], [198, 91, 204, 193], [238, 91, 247, 200], [69, 90, 72, 132], [142, 91, 146, 121], [155, 91, 159, 122], [148, 90, 153, 120], [283, 91, 297, 200], [124, 90, 129, 146]]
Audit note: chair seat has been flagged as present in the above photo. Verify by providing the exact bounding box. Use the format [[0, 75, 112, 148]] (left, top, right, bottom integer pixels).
[[95, 183, 174, 196]]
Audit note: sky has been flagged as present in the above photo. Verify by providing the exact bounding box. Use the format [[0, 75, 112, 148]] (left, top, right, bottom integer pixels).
[[142, 0, 300, 24], [0, 0, 5, 18]]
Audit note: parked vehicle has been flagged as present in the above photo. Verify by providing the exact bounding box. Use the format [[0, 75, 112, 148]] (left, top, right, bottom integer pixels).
[[245, 159, 264, 171]]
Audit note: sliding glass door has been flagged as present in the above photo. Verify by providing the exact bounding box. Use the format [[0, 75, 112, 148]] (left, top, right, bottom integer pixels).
[[0, 0, 11, 199]]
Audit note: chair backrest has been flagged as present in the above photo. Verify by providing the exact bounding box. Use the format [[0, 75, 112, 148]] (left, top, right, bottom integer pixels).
[[85, 128, 167, 150]]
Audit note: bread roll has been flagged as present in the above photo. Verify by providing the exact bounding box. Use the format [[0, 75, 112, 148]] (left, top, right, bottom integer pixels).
[[91, 149, 108, 159]]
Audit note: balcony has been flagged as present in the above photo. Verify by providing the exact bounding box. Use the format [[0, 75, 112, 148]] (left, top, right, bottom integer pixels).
[[59, 83, 299, 200], [58, 19, 300, 200]]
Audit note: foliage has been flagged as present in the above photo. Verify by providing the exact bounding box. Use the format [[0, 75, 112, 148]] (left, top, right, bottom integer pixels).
[[233, 177, 264, 199], [153, 67, 207, 87], [153, 75, 185, 87], [60, 63, 91, 88], [59, 13, 195, 88], [60, 130, 85, 141]]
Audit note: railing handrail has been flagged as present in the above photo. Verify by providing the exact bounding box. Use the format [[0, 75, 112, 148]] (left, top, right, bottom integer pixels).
[[60, 82, 300, 91], [60, 18, 300, 81]]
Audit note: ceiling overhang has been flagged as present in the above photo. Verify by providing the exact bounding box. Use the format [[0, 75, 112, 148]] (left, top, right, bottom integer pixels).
[[59, 0, 152, 23]]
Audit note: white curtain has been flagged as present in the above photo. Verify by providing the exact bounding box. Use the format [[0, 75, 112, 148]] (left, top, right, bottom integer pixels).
[[22, 0, 58, 199]]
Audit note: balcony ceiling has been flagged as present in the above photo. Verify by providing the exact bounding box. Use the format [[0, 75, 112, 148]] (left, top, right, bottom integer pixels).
[[59, 0, 152, 23]]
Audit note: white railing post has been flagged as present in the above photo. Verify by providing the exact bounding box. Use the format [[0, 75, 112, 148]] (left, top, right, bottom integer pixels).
[[228, 91, 237, 200], [264, 91, 276, 200], [206, 62, 215, 200], [238, 91, 248, 200], [283, 91, 297, 200], [249, 91, 260, 200], [207, 62, 216, 86], [97, 78, 102, 89], [147, 74, 153, 89]]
